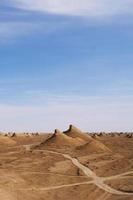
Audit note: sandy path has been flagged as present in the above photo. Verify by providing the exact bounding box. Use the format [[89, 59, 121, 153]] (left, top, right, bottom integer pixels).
[[17, 181, 93, 191], [103, 171, 133, 181], [11, 145, 132, 196], [36, 150, 133, 196]]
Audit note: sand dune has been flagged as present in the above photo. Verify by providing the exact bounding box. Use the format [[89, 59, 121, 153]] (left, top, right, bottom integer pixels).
[[39, 129, 86, 149], [63, 125, 110, 152], [63, 125, 92, 141], [76, 139, 111, 153], [37, 125, 110, 153]]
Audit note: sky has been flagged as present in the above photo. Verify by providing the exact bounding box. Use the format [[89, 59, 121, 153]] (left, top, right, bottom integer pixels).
[[0, 0, 133, 132]]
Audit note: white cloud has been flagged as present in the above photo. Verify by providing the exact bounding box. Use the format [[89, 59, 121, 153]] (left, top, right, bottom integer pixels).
[[1, 1, 133, 42], [9, 0, 133, 17]]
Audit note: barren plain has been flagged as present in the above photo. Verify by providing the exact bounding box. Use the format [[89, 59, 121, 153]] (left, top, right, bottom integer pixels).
[[0, 125, 133, 200]]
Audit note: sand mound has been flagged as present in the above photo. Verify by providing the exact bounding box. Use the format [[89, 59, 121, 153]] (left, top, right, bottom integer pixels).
[[64, 125, 111, 153], [37, 125, 110, 153], [76, 139, 111, 153], [63, 125, 92, 141], [0, 136, 16, 146], [38, 129, 85, 149]]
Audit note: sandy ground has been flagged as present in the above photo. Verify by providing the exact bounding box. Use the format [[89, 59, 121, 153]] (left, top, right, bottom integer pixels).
[[0, 129, 133, 200]]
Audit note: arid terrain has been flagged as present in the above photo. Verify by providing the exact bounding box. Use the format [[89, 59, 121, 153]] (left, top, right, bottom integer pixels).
[[0, 125, 133, 200]]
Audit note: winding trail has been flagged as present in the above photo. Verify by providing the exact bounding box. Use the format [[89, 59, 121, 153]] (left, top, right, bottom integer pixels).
[[1, 142, 133, 199], [34, 149, 133, 196], [19, 145, 133, 196]]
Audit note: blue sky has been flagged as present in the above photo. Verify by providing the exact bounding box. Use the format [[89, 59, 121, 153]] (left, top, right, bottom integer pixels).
[[0, 0, 133, 132]]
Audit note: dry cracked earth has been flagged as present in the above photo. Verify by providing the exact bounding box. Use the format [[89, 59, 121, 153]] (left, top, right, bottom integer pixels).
[[0, 125, 133, 200]]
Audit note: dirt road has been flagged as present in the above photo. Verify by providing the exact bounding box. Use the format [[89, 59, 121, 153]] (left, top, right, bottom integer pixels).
[[35, 149, 133, 196]]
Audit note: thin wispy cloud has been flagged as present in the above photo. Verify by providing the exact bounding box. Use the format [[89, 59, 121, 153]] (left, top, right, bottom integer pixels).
[[0, 22, 41, 42], [8, 0, 133, 17], [1, 0, 133, 42], [0, 19, 74, 43]]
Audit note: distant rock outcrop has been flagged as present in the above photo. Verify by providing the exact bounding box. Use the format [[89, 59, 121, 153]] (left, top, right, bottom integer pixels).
[[11, 133, 16, 138]]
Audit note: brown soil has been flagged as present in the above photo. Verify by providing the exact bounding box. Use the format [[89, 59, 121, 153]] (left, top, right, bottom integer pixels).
[[0, 126, 132, 200]]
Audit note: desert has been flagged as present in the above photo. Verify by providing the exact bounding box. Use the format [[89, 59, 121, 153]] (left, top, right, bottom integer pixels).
[[0, 125, 132, 200], [1, 1, 133, 200]]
